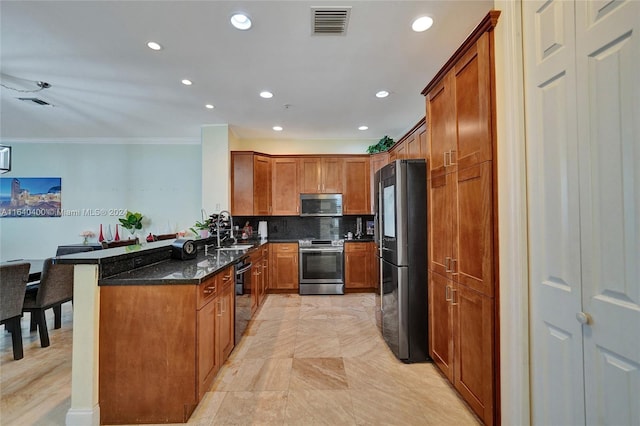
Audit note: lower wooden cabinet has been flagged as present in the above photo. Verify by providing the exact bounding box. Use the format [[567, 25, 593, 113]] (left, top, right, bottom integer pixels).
[[345, 241, 376, 290], [249, 245, 270, 313], [269, 242, 299, 291], [429, 271, 494, 425], [99, 265, 235, 424]]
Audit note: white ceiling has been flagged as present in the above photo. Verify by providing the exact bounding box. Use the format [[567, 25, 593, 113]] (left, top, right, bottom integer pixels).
[[0, 1, 494, 142]]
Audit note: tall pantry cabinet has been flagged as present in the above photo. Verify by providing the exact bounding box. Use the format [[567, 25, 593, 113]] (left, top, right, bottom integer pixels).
[[422, 11, 500, 426]]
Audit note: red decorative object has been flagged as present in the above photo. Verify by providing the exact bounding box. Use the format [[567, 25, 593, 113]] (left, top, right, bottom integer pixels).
[[114, 224, 120, 241], [98, 224, 105, 242]]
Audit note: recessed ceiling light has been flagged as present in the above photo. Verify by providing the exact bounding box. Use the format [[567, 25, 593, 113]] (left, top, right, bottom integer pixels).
[[375, 90, 389, 98], [147, 41, 162, 51], [273, 126, 283, 131], [358, 126, 369, 131], [205, 104, 214, 109], [412, 16, 434, 32], [181, 79, 193, 86], [231, 13, 252, 30], [260, 91, 274, 99]]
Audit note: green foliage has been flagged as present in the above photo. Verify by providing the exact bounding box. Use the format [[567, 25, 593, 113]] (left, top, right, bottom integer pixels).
[[118, 211, 144, 231], [190, 219, 212, 236], [366, 135, 395, 154]]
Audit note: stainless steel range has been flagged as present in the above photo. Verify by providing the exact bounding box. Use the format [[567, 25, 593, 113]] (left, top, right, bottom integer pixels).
[[298, 239, 344, 295]]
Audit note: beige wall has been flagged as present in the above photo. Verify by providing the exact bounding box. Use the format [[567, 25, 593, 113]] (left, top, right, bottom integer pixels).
[[229, 138, 375, 155]]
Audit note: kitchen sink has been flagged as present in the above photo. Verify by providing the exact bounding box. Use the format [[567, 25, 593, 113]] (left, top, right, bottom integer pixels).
[[216, 244, 253, 251]]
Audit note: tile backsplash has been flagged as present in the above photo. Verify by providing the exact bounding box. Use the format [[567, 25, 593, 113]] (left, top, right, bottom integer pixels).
[[235, 215, 374, 241]]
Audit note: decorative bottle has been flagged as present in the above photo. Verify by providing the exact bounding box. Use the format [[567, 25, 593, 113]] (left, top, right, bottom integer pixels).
[[98, 224, 105, 242], [114, 224, 120, 241]]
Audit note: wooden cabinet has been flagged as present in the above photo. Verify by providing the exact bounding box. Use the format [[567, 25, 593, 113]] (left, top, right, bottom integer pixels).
[[231, 152, 272, 215], [197, 275, 219, 401], [98, 265, 235, 424], [249, 245, 269, 313], [454, 33, 492, 171], [254, 155, 272, 215], [422, 11, 499, 426], [269, 243, 299, 291], [217, 269, 235, 363], [454, 284, 494, 425], [231, 152, 254, 216], [345, 242, 376, 290], [429, 272, 494, 424], [343, 157, 370, 215], [272, 157, 299, 215], [427, 72, 457, 174], [299, 157, 343, 193], [407, 133, 420, 158]]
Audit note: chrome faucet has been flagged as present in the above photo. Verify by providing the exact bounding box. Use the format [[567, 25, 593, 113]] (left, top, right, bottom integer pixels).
[[216, 210, 236, 248]]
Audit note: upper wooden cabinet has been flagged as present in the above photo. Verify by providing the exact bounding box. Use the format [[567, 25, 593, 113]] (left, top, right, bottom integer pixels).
[[253, 155, 272, 215], [272, 158, 299, 215], [231, 152, 255, 216], [427, 73, 456, 175], [230, 152, 272, 216], [300, 157, 344, 194], [343, 157, 370, 215], [454, 32, 492, 170], [233, 152, 371, 216]]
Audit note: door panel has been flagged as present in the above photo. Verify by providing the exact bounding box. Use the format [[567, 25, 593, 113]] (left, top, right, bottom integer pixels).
[[272, 158, 299, 215], [429, 272, 453, 381], [454, 284, 493, 425], [456, 162, 493, 296], [524, 1, 586, 424], [576, 1, 640, 424], [429, 173, 451, 277]]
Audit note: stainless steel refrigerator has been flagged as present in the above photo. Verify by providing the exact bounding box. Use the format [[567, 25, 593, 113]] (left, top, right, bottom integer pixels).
[[376, 159, 429, 363]]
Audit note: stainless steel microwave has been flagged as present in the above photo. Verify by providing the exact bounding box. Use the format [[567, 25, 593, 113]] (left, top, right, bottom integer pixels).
[[300, 194, 343, 217]]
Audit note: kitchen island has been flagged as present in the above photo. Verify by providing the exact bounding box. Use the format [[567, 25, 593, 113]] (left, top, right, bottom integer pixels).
[[56, 239, 265, 425]]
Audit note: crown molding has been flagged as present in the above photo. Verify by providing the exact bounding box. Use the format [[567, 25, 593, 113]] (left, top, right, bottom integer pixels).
[[0, 137, 201, 145]]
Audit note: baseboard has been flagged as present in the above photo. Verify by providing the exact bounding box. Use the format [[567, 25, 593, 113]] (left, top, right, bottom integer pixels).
[[65, 405, 100, 426]]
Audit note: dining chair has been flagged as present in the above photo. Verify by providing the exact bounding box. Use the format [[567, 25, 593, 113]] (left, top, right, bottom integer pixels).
[[101, 238, 139, 249], [22, 258, 74, 348], [0, 262, 30, 360]]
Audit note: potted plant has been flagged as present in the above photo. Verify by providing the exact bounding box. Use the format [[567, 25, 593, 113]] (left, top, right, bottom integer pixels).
[[118, 211, 144, 240], [366, 135, 395, 153], [190, 219, 211, 239]]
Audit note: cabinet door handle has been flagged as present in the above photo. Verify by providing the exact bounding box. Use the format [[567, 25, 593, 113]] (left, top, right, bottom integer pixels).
[[217, 300, 222, 316], [451, 288, 458, 305], [317, 184, 321, 191], [445, 285, 452, 301], [451, 258, 458, 274], [444, 151, 449, 167], [204, 285, 216, 295], [445, 257, 452, 272], [449, 150, 456, 166]]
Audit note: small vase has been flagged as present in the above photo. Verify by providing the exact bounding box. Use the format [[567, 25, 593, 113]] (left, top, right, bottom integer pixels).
[[82, 236, 89, 245], [105, 224, 113, 241], [98, 224, 105, 242], [114, 224, 120, 241]]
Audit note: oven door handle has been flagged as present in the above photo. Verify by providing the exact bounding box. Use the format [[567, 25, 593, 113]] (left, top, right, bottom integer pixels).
[[299, 249, 344, 253], [235, 263, 252, 275]]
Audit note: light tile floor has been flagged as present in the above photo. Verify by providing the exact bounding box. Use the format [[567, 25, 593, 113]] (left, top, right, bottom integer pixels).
[[0, 294, 480, 425]]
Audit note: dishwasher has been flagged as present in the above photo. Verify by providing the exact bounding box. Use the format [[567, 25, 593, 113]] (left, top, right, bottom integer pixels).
[[234, 257, 252, 343]]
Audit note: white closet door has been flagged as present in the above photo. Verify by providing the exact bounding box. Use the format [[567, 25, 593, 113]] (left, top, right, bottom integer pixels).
[[523, 1, 586, 424], [575, 1, 640, 425]]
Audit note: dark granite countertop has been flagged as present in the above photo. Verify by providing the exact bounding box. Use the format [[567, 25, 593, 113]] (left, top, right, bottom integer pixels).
[[55, 237, 267, 285], [100, 249, 250, 285]]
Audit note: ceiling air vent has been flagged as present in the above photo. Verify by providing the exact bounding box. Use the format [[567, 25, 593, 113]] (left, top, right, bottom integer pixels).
[[311, 6, 351, 35], [18, 97, 51, 106]]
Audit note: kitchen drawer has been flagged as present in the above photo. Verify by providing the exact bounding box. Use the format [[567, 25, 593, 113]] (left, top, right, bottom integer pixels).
[[345, 242, 368, 252], [272, 242, 297, 253], [197, 275, 218, 309], [219, 266, 234, 291]]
